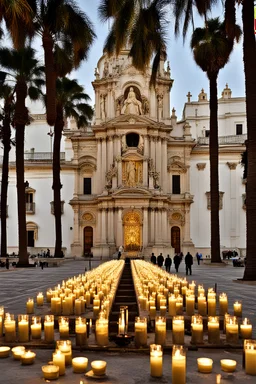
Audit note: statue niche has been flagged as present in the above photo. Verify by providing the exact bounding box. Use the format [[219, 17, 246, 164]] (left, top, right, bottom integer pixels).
[[121, 86, 143, 115], [122, 160, 143, 187]]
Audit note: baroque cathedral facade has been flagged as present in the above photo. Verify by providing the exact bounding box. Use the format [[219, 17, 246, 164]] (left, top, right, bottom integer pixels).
[[2, 48, 247, 258]]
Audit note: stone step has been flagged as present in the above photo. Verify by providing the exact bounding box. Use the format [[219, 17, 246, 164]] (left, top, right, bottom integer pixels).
[[116, 289, 135, 297], [114, 295, 136, 303]]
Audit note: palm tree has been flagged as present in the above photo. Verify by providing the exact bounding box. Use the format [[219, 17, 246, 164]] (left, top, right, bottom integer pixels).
[[52, 77, 93, 257], [0, 84, 15, 258], [0, 46, 44, 266], [191, 18, 241, 263]]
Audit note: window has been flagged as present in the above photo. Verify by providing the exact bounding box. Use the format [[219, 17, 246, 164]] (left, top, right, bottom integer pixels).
[[205, 130, 210, 138], [27, 231, 35, 247], [126, 133, 139, 147], [84, 178, 92, 194], [26, 222, 38, 246], [236, 124, 243, 135], [50, 201, 65, 215], [172, 175, 180, 194]]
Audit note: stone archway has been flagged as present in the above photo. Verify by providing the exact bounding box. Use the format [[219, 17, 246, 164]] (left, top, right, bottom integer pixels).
[[123, 211, 141, 251]]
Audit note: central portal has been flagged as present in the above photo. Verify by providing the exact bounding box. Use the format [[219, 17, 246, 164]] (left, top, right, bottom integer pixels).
[[123, 211, 141, 251]]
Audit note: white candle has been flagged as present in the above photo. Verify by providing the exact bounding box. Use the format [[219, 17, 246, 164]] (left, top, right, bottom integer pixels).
[[155, 317, 166, 346], [240, 318, 252, 339], [4, 313, 16, 342], [42, 364, 59, 380], [220, 359, 237, 372], [175, 296, 183, 315], [18, 315, 29, 342], [36, 292, 44, 306], [12, 346, 25, 360], [150, 344, 163, 377], [56, 340, 72, 365], [208, 316, 220, 344], [172, 346, 186, 384], [95, 318, 109, 347], [197, 357, 213, 373], [44, 315, 54, 343], [91, 360, 107, 376], [52, 350, 65, 375], [207, 293, 216, 316], [191, 315, 203, 344], [0, 346, 10, 358], [219, 293, 228, 316], [226, 316, 238, 344], [197, 294, 207, 316], [135, 317, 147, 347], [216, 374, 221, 383], [75, 317, 87, 346], [58, 317, 69, 338], [26, 298, 34, 314], [74, 299, 82, 316], [186, 294, 195, 316], [149, 306, 156, 320], [31, 317, 41, 339], [0, 315, 3, 338], [21, 350, 36, 365], [172, 316, 184, 345], [233, 301, 242, 317], [168, 294, 176, 316], [72, 357, 88, 373], [245, 341, 256, 375]]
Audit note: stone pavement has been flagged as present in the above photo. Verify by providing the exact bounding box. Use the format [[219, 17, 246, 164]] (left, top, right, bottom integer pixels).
[[0, 259, 256, 383]]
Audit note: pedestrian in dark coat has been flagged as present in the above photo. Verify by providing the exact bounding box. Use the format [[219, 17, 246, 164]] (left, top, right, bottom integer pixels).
[[173, 254, 180, 272], [196, 252, 201, 265], [185, 252, 193, 275], [164, 255, 172, 272], [150, 253, 156, 264], [157, 253, 164, 267]]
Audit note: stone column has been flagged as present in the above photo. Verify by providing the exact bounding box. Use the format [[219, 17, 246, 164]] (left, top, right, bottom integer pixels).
[[117, 157, 122, 187], [96, 139, 102, 194], [143, 158, 148, 187], [162, 138, 168, 193], [183, 206, 191, 243], [144, 135, 149, 157], [227, 162, 238, 246], [108, 135, 114, 170], [162, 208, 168, 245], [116, 208, 123, 247], [101, 208, 107, 244], [95, 209, 101, 245], [73, 206, 80, 243], [74, 168, 80, 198], [102, 138, 107, 189], [157, 209, 163, 244], [150, 208, 155, 244], [156, 138, 161, 179], [95, 90, 100, 122], [143, 208, 148, 247], [108, 208, 115, 244], [150, 136, 155, 164]]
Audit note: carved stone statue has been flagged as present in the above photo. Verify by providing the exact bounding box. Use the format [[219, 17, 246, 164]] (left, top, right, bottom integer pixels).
[[138, 135, 144, 154], [126, 161, 136, 187], [121, 134, 127, 153], [121, 87, 142, 115], [157, 93, 163, 119], [103, 60, 109, 78], [100, 94, 106, 120]]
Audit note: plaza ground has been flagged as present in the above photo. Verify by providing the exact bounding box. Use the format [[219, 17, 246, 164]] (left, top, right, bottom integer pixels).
[[0, 258, 255, 383]]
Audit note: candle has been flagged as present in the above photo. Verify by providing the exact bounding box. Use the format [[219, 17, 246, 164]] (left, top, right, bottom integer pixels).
[[155, 317, 166, 346], [91, 360, 107, 376], [4, 313, 16, 342], [240, 318, 253, 339], [56, 340, 72, 365], [245, 340, 256, 375], [149, 306, 156, 320], [0, 346, 10, 358], [198, 285, 205, 296], [12, 346, 25, 360], [0, 315, 3, 338], [42, 364, 59, 380], [172, 345, 186, 384], [216, 374, 221, 383], [31, 316, 41, 339], [18, 314, 29, 343], [160, 305, 167, 316], [93, 306, 100, 318], [75, 317, 87, 346], [135, 317, 147, 347], [46, 289, 53, 303], [58, 317, 69, 338], [191, 315, 203, 344], [168, 294, 176, 316], [21, 350, 36, 365], [186, 294, 195, 316], [219, 293, 228, 316], [197, 357, 213, 373], [75, 299, 82, 316], [72, 357, 88, 373], [233, 301, 242, 317], [26, 298, 34, 314], [226, 316, 238, 344], [36, 292, 44, 306], [220, 359, 237, 372], [223, 313, 230, 334], [197, 294, 207, 316], [44, 315, 54, 343], [150, 344, 163, 377], [208, 316, 220, 344], [52, 350, 65, 375], [207, 291, 216, 316], [175, 295, 183, 315], [172, 316, 184, 345], [95, 317, 109, 347]]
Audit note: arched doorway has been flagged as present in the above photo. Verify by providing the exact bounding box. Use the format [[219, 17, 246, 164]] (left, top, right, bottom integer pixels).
[[171, 226, 180, 253], [84, 226, 93, 256], [123, 211, 141, 251]]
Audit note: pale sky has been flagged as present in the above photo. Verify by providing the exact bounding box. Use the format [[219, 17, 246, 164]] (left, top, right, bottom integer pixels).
[[32, 0, 245, 119]]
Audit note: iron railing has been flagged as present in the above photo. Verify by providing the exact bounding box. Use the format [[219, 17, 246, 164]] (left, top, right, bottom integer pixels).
[[26, 202, 35, 214], [24, 152, 65, 161]]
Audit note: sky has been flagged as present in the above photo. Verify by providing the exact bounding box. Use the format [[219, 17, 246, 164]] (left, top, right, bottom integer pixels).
[[33, 0, 245, 120]]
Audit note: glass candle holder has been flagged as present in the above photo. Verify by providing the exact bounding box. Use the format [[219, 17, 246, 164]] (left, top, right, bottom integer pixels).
[[72, 357, 88, 373], [172, 316, 184, 345], [150, 344, 163, 377], [118, 306, 128, 335], [75, 317, 87, 346], [52, 350, 65, 375], [197, 294, 207, 316], [207, 291, 216, 316], [42, 364, 59, 380], [36, 292, 44, 306], [219, 293, 228, 316], [245, 339, 256, 375], [155, 316, 166, 346], [175, 295, 183, 315], [168, 294, 176, 316], [58, 317, 69, 339], [172, 345, 186, 384], [95, 318, 109, 347], [186, 294, 195, 316], [20, 350, 36, 365], [134, 317, 147, 347], [31, 316, 41, 339], [197, 357, 213, 373], [26, 298, 34, 314], [18, 314, 29, 343], [208, 316, 220, 344], [12, 346, 25, 360], [240, 318, 253, 339], [0, 307, 4, 338], [44, 315, 54, 343], [56, 340, 72, 366], [233, 301, 242, 317], [4, 313, 16, 342], [226, 316, 239, 344], [191, 315, 203, 344]]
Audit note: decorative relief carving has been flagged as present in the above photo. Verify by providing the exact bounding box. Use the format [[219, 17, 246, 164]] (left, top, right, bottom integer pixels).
[[122, 160, 143, 187], [196, 163, 206, 171], [82, 213, 93, 221], [106, 164, 117, 188], [206, 191, 225, 210], [80, 212, 96, 225], [168, 210, 185, 226], [168, 156, 188, 173], [227, 162, 238, 170]]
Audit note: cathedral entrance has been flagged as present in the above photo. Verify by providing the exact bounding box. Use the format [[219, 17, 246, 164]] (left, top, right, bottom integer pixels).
[[171, 226, 181, 253], [123, 211, 141, 251], [84, 226, 93, 256]]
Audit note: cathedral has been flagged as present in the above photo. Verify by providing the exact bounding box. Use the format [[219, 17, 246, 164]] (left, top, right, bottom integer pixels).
[[2, 48, 247, 258]]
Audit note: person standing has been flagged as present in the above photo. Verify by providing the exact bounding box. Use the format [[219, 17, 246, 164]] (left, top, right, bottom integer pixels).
[[150, 253, 156, 264], [174, 254, 181, 273], [157, 253, 164, 268], [185, 252, 193, 275], [196, 252, 201, 265], [164, 255, 172, 272]]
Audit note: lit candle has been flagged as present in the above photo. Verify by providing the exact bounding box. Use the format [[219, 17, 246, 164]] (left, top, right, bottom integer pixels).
[[75, 317, 87, 346], [56, 340, 72, 366], [245, 340, 256, 375], [58, 317, 69, 339], [172, 316, 184, 345], [149, 306, 156, 320], [155, 317, 166, 346], [150, 344, 163, 377], [135, 316, 147, 347], [26, 298, 34, 314], [4, 313, 16, 342], [175, 295, 183, 315], [91, 360, 107, 376], [12, 346, 25, 360], [21, 350, 36, 365], [186, 294, 195, 316], [208, 316, 220, 344], [233, 301, 242, 317], [219, 293, 228, 316], [95, 317, 109, 347], [226, 316, 239, 344], [31, 316, 41, 339], [74, 299, 82, 316], [160, 305, 167, 316], [36, 292, 44, 306], [197, 357, 213, 373], [18, 315, 29, 342], [197, 285, 205, 296], [46, 289, 53, 303], [72, 357, 88, 373], [44, 315, 54, 343], [0, 314, 3, 338], [172, 345, 186, 384], [220, 359, 237, 372], [207, 291, 216, 316], [168, 294, 176, 316], [93, 306, 100, 318], [191, 315, 203, 344], [197, 294, 207, 316], [52, 350, 65, 375], [240, 318, 252, 339], [216, 374, 221, 383], [42, 364, 59, 380], [0, 346, 10, 358]]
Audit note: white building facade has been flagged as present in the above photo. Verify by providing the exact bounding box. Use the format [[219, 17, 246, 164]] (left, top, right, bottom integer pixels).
[[1, 49, 247, 258]]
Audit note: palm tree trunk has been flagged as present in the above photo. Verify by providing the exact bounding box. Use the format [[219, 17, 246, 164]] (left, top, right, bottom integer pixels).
[[42, 29, 57, 126], [0, 107, 11, 258], [224, 0, 236, 40], [243, 0, 256, 280], [15, 80, 29, 267], [52, 105, 64, 257], [209, 73, 222, 263]]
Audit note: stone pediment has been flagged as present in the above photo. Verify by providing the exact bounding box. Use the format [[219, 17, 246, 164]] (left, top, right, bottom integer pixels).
[[104, 114, 159, 128], [112, 187, 152, 197], [122, 151, 144, 161]]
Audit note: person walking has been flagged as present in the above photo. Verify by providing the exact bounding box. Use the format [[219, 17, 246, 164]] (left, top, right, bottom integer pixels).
[[185, 252, 193, 275], [174, 254, 181, 273], [196, 252, 201, 265], [150, 253, 156, 264], [157, 253, 164, 268], [164, 254, 172, 272]]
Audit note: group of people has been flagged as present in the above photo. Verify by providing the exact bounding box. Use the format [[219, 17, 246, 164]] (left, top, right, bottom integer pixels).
[[150, 251, 195, 275]]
